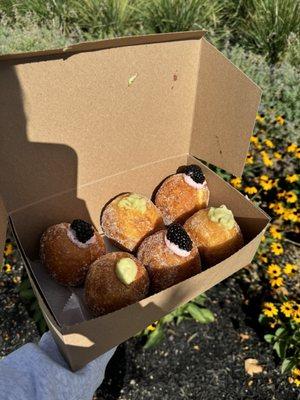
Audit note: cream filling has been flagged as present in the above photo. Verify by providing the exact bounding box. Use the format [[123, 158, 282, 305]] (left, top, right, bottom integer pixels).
[[164, 235, 191, 258], [183, 174, 207, 190], [67, 228, 96, 248]]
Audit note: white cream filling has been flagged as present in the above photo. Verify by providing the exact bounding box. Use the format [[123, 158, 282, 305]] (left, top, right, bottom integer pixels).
[[183, 174, 207, 190], [164, 235, 191, 258], [67, 227, 96, 248]]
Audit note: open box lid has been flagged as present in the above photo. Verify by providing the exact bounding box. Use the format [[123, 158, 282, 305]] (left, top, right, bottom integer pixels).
[[0, 31, 261, 257]]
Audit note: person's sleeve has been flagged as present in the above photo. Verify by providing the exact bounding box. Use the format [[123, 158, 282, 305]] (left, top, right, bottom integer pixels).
[[0, 332, 116, 400]]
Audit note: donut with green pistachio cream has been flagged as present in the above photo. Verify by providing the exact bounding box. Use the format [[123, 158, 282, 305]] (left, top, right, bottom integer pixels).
[[84, 252, 149, 316], [184, 205, 244, 267]]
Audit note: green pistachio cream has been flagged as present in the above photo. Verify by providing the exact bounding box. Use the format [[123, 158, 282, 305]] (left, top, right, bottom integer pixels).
[[118, 193, 147, 213], [115, 258, 138, 285], [208, 205, 235, 229]]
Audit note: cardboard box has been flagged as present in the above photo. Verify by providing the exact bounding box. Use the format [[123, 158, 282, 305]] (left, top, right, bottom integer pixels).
[[0, 31, 269, 371]]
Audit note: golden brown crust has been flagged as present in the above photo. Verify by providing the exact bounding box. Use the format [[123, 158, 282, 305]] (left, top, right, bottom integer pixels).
[[101, 193, 164, 252], [40, 223, 106, 286], [154, 174, 209, 225], [84, 252, 149, 316], [184, 208, 244, 267], [137, 230, 201, 293]]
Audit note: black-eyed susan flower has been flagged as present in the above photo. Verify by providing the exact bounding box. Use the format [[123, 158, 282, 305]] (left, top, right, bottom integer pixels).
[[293, 314, 300, 324], [246, 154, 254, 164], [262, 302, 278, 317], [260, 179, 274, 191], [277, 191, 286, 199], [292, 303, 300, 317], [3, 242, 13, 257], [269, 202, 285, 215], [230, 177, 242, 189], [280, 302, 294, 318], [3, 263, 12, 273], [286, 174, 298, 183], [291, 368, 300, 387], [250, 135, 259, 145], [256, 113, 265, 124], [270, 276, 284, 288], [260, 175, 269, 182], [269, 225, 282, 240], [259, 255, 268, 263], [271, 242, 283, 255], [267, 264, 281, 278], [264, 139, 275, 148], [275, 115, 285, 125], [245, 186, 258, 195], [146, 321, 158, 332], [285, 191, 298, 203], [260, 151, 273, 167], [283, 263, 298, 275], [273, 152, 282, 159], [287, 143, 297, 153], [283, 208, 298, 222]]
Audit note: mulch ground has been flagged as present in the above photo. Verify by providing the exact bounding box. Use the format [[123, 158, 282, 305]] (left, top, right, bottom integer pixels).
[[0, 236, 298, 400]]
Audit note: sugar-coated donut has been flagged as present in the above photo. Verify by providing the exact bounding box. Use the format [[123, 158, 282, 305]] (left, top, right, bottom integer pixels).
[[154, 165, 210, 225], [84, 252, 149, 316], [184, 205, 244, 267], [137, 223, 200, 293], [40, 219, 106, 286], [101, 193, 164, 252]]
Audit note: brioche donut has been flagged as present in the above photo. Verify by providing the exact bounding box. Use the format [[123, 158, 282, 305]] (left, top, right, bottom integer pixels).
[[154, 165, 209, 225], [40, 219, 106, 286], [101, 193, 164, 252], [184, 205, 244, 267], [137, 224, 200, 293], [84, 252, 149, 316]]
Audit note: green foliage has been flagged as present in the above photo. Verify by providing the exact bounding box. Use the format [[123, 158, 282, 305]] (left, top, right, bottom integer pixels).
[[260, 315, 300, 374], [139, 294, 215, 348], [140, 0, 222, 33], [237, 0, 300, 65]]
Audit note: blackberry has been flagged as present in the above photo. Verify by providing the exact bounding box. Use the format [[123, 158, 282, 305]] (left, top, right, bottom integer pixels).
[[166, 223, 193, 251], [70, 219, 94, 243], [182, 164, 205, 184]]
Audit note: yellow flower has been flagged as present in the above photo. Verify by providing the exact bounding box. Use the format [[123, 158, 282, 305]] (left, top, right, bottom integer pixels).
[[260, 255, 268, 263], [270, 242, 283, 255], [245, 186, 258, 195], [3, 263, 12, 273], [284, 263, 298, 275], [256, 114, 265, 124], [260, 175, 269, 182], [275, 115, 285, 125], [287, 143, 297, 152], [250, 135, 259, 145], [260, 151, 273, 167], [285, 191, 297, 203], [261, 235, 266, 243], [274, 152, 282, 159], [269, 318, 278, 329], [262, 302, 278, 317], [269, 226, 282, 240], [280, 302, 294, 318], [246, 154, 254, 164], [277, 191, 286, 199], [260, 179, 274, 191], [293, 315, 300, 324], [3, 242, 13, 257], [283, 208, 298, 222], [269, 202, 285, 215], [292, 304, 300, 317], [270, 276, 284, 288], [286, 174, 298, 183], [230, 177, 242, 189], [146, 321, 158, 332], [267, 264, 281, 278], [264, 139, 274, 148], [292, 368, 300, 377]]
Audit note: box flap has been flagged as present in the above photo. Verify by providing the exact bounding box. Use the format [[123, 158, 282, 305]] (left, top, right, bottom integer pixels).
[[191, 39, 261, 177], [0, 195, 8, 265]]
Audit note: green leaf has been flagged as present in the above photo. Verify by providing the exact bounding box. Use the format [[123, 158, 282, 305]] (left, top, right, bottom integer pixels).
[[144, 326, 165, 349], [264, 334, 274, 343], [18, 279, 32, 292], [186, 304, 214, 324], [275, 327, 285, 337], [19, 289, 34, 300], [281, 358, 296, 374], [258, 314, 266, 324], [192, 293, 207, 306], [176, 316, 185, 325], [161, 313, 174, 324], [273, 341, 287, 359]]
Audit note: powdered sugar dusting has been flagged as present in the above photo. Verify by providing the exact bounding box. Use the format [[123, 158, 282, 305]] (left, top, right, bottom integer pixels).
[[164, 235, 191, 258], [183, 174, 207, 190], [67, 227, 96, 248]]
